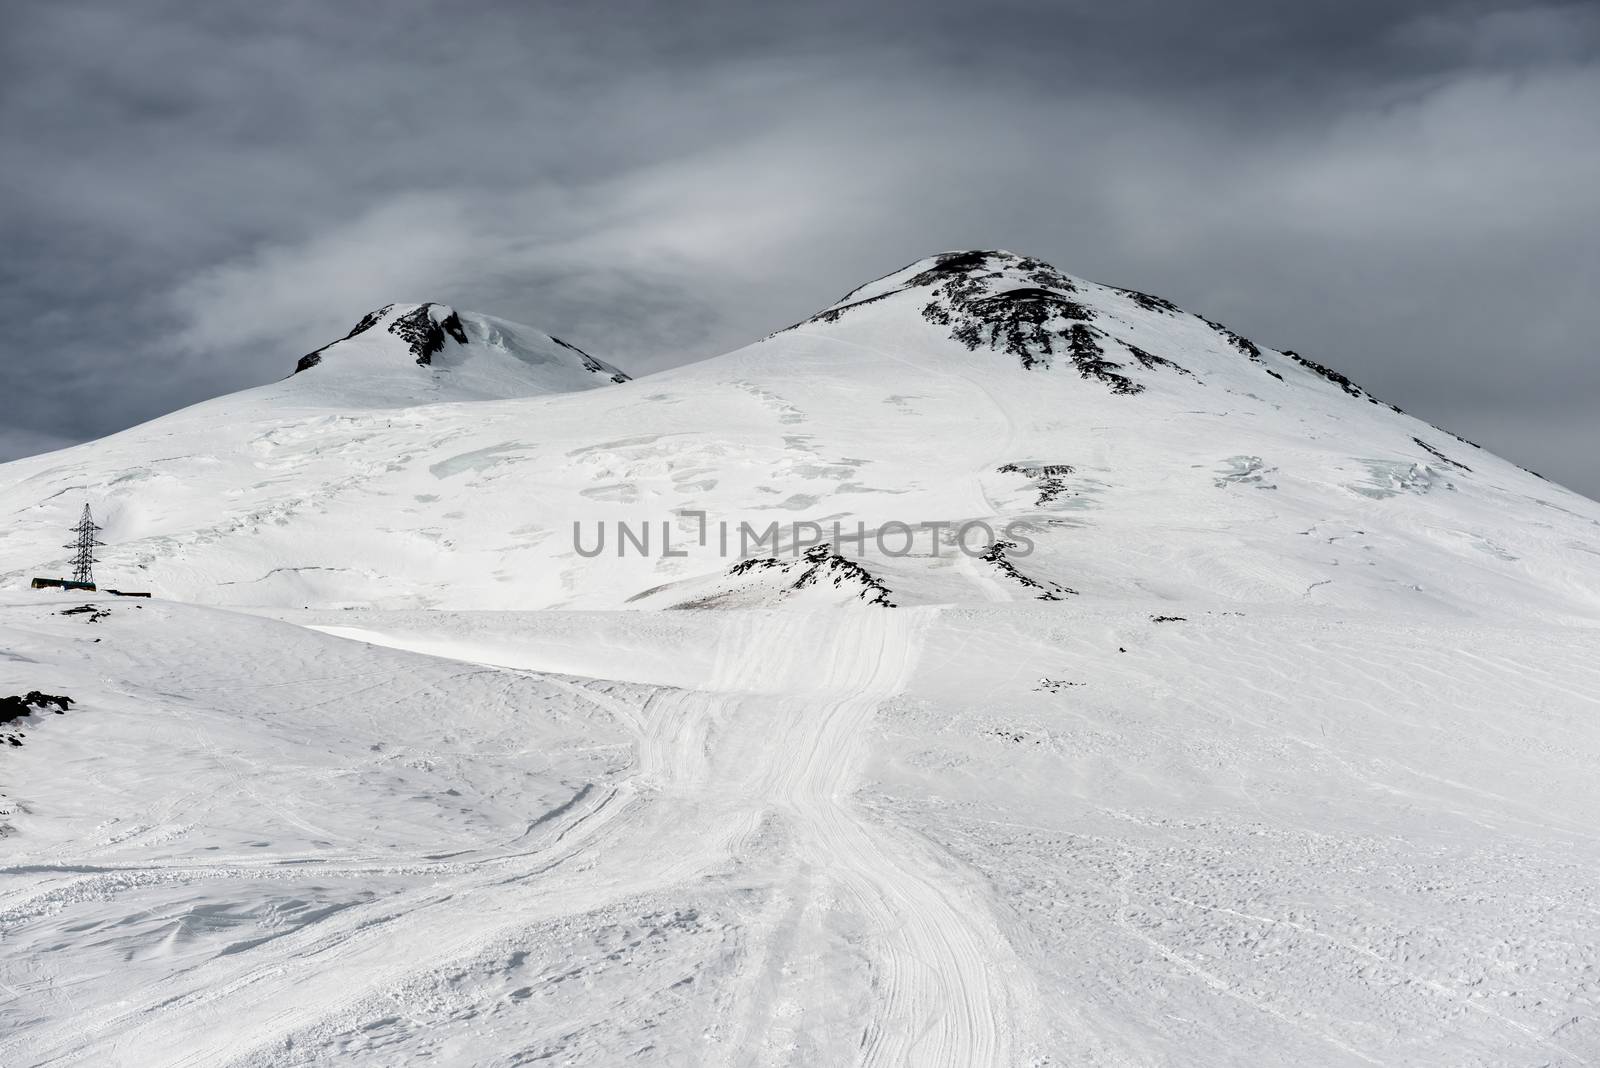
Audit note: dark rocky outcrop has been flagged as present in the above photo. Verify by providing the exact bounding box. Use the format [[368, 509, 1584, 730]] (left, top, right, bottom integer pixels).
[[906, 254, 1145, 391], [1063, 325, 1141, 394], [387, 303, 469, 366], [999, 463, 1076, 507], [730, 544, 895, 607], [2, 691, 73, 747], [1285, 350, 1402, 412], [1197, 315, 1262, 362], [1287, 350, 1366, 399], [1124, 343, 1195, 379], [783, 252, 1454, 417], [981, 540, 1074, 600], [799, 251, 1199, 394]]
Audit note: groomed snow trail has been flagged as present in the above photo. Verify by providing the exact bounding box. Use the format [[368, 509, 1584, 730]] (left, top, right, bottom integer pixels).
[[708, 607, 1022, 1066], [306, 606, 1030, 1065]]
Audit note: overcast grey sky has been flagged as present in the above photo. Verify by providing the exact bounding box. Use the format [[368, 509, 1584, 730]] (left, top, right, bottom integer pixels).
[[3, 0, 1597, 493]]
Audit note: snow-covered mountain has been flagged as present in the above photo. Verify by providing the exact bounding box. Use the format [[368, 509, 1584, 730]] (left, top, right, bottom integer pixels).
[[4, 252, 1599, 1067], [1, 251, 1594, 617], [288, 301, 629, 405]]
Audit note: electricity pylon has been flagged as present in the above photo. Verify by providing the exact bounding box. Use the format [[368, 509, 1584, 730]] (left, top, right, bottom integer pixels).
[[64, 504, 103, 586]]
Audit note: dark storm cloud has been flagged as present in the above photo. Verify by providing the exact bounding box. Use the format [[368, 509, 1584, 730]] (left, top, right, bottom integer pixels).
[[3, 0, 1597, 493]]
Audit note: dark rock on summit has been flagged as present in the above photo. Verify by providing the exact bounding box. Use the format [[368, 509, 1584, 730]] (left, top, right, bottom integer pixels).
[[388, 303, 470, 366]]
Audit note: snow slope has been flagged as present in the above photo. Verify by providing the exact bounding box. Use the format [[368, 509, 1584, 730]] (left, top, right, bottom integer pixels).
[[4, 596, 1598, 1065], [3, 251, 1600, 1065]]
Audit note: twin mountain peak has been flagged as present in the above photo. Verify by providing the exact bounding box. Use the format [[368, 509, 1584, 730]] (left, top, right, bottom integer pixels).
[[288, 249, 1386, 409]]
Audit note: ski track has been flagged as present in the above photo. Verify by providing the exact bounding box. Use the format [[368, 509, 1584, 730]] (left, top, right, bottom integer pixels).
[[708, 607, 1018, 1067], [3, 606, 1024, 1067]]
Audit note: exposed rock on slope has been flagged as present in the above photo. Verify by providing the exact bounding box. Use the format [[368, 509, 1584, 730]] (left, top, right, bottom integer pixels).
[[628, 544, 897, 609], [386, 303, 470, 366]]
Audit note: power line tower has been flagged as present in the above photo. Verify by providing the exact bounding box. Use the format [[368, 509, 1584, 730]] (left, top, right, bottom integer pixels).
[[64, 504, 103, 586]]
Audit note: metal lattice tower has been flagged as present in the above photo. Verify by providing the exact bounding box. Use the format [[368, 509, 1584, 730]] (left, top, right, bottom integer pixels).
[[64, 504, 103, 585]]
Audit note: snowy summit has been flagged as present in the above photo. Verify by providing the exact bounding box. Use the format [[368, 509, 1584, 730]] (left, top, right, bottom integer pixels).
[[288, 301, 629, 405]]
